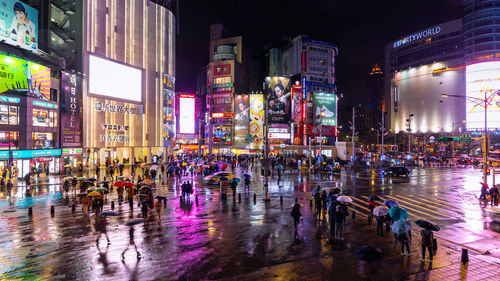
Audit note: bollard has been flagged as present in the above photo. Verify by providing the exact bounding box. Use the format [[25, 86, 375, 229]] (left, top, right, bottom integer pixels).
[[28, 207, 32, 216], [238, 193, 241, 203], [280, 196, 283, 204], [111, 201, 115, 210], [72, 204, 76, 212], [352, 210, 356, 220], [195, 194, 199, 205], [50, 205, 55, 216], [310, 200, 313, 208], [461, 248, 469, 265], [180, 196, 183, 203], [295, 198, 298, 203], [254, 193, 256, 203], [163, 199, 167, 207]]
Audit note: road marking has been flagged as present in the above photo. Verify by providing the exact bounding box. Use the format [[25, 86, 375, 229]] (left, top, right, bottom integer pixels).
[[390, 195, 463, 218], [383, 195, 445, 220]]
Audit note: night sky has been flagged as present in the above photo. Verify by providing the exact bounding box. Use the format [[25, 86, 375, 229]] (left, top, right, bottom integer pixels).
[[176, 0, 463, 108]]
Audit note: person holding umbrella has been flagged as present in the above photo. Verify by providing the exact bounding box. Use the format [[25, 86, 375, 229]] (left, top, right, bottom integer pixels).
[[290, 202, 302, 238], [81, 196, 91, 216], [490, 184, 499, 206], [415, 219, 440, 262], [373, 205, 389, 237], [122, 219, 143, 261], [95, 215, 110, 246], [334, 202, 349, 240], [244, 175, 251, 192]]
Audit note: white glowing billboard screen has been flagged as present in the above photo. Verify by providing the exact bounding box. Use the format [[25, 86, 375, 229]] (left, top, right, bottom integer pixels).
[[89, 55, 142, 102], [465, 61, 500, 131], [179, 93, 195, 134]]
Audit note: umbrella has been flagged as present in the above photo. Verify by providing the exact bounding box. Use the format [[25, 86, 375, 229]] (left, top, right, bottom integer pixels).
[[389, 206, 409, 220], [368, 195, 381, 201], [232, 177, 240, 183], [126, 218, 144, 226], [219, 176, 229, 182], [64, 164, 72, 168], [123, 174, 133, 180], [142, 179, 152, 184], [150, 166, 157, 170], [190, 164, 196, 167], [63, 177, 73, 182], [182, 163, 188, 166], [116, 176, 126, 180], [124, 182, 135, 187], [76, 177, 86, 181], [415, 219, 440, 231], [86, 187, 96, 192], [88, 178, 97, 182], [77, 162, 82, 164], [113, 181, 124, 187], [221, 164, 228, 170], [138, 182, 150, 186], [354, 246, 384, 262], [87, 191, 102, 197], [373, 206, 389, 217], [203, 165, 210, 169], [140, 163, 147, 168], [119, 163, 125, 168], [277, 164, 284, 170], [480, 182, 489, 189], [99, 211, 119, 216], [100, 180, 110, 184], [391, 220, 411, 235], [384, 199, 398, 207], [337, 195, 352, 203], [151, 165, 158, 169], [332, 188, 342, 194], [244, 174, 251, 178]]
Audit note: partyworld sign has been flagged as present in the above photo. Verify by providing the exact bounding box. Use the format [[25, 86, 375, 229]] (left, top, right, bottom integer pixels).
[[393, 26, 441, 48]]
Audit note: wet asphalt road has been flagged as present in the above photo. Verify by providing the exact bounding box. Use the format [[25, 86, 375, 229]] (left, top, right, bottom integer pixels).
[[1, 166, 500, 280]]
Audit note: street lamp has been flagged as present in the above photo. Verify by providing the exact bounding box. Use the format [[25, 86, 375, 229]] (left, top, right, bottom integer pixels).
[[316, 110, 325, 158], [405, 113, 414, 155], [442, 90, 500, 182]]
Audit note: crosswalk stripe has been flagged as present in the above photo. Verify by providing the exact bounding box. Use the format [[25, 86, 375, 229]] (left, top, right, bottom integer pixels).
[[404, 195, 465, 215], [383, 195, 444, 220], [407, 194, 462, 210], [390, 195, 463, 218]]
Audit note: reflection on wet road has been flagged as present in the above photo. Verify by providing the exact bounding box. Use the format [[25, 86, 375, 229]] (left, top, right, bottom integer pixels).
[[0, 166, 499, 280]]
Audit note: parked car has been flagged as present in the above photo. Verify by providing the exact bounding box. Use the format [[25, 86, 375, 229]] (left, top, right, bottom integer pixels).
[[384, 166, 410, 177], [203, 171, 237, 185]]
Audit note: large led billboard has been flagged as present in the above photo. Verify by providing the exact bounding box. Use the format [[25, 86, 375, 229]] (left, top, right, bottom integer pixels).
[[265, 76, 291, 123], [179, 93, 195, 134], [234, 94, 250, 143], [0, 53, 50, 100], [89, 55, 142, 102], [313, 92, 337, 126], [0, 1, 39, 52], [249, 93, 264, 149], [465, 61, 500, 131]]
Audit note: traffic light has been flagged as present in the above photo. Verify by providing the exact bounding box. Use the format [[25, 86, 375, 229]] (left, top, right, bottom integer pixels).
[[486, 168, 490, 175]]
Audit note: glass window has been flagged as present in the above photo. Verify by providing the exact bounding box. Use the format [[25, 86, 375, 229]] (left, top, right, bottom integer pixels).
[[32, 132, 54, 149], [0, 105, 19, 125], [0, 131, 19, 150], [33, 109, 57, 127]]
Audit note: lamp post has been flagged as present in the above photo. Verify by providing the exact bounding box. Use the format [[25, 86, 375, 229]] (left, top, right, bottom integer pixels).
[[405, 113, 414, 155], [316, 110, 325, 158], [442, 90, 500, 183]]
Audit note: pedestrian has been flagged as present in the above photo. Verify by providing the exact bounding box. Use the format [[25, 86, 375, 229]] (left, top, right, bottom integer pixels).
[[155, 198, 163, 222], [127, 184, 135, 207], [96, 166, 100, 179], [95, 215, 110, 246], [81, 196, 91, 216], [321, 190, 327, 211], [479, 183, 488, 201], [141, 200, 149, 218], [231, 179, 238, 198], [421, 229, 434, 262], [122, 226, 141, 260], [376, 215, 385, 237], [117, 185, 124, 203], [334, 203, 349, 240], [490, 185, 499, 206], [398, 231, 411, 256], [290, 202, 302, 237], [244, 176, 250, 192], [368, 200, 377, 222], [314, 190, 322, 220]]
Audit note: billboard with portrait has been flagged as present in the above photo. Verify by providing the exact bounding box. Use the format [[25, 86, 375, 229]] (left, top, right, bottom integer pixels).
[[234, 94, 250, 143], [0, 53, 51, 100], [291, 82, 303, 123], [313, 92, 337, 126], [266, 76, 291, 123], [163, 74, 175, 145], [249, 93, 264, 149], [0, 0, 38, 52], [465, 61, 500, 131]]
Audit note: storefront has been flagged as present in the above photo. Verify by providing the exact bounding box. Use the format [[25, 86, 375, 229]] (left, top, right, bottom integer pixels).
[[61, 148, 83, 172], [0, 149, 61, 178]]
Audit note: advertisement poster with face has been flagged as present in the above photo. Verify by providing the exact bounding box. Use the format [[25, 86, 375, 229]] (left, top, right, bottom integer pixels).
[[313, 92, 337, 126], [0, 1, 38, 52], [234, 94, 250, 143], [291, 82, 303, 123], [266, 77, 291, 123], [249, 94, 264, 149]]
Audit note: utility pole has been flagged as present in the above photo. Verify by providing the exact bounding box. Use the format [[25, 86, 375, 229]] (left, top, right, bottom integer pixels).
[[405, 113, 414, 155], [350, 107, 356, 161], [380, 110, 385, 157], [264, 92, 270, 201]]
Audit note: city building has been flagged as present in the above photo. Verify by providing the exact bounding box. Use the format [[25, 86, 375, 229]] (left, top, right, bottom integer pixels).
[[0, 1, 63, 177], [80, 0, 176, 167], [205, 24, 255, 154], [265, 35, 338, 154]]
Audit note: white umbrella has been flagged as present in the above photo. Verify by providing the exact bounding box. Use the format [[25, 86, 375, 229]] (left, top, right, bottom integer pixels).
[[337, 195, 352, 203], [373, 205, 389, 217]]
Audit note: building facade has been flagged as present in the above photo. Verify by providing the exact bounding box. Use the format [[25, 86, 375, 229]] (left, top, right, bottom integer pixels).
[[82, 0, 175, 167]]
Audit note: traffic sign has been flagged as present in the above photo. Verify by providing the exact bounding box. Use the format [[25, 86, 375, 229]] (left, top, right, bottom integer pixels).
[[436, 137, 459, 141], [459, 134, 472, 143]]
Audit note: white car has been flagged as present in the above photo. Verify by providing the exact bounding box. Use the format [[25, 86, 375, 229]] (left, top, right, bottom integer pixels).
[[203, 172, 237, 185]]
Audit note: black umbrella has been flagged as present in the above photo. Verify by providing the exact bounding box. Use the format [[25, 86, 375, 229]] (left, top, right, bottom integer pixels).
[[98, 211, 119, 216], [368, 195, 381, 201], [415, 219, 440, 231], [332, 188, 342, 194], [219, 176, 229, 182], [354, 246, 384, 262], [88, 178, 97, 182], [126, 218, 144, 226], [156, 196, 167, 200]]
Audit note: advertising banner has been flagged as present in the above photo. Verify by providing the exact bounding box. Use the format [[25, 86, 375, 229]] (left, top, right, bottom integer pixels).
[[249, 94, 264, 149], [266, 76, 291, 123], [0, 53, 50, 100], [0, 0, 38, 52], [179, 93, 195, 134], [61, 71, 82, 148], [163, 74, 175, 146], [291, 82, 303, 123], [465, 61, 500, 130], [307, 125, 337, 136], [234, 94, 250, 143], [313, 92, 337, 126]]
